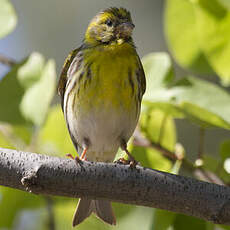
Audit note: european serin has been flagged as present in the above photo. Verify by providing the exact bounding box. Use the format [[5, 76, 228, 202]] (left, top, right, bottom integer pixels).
[[58, 7, 146, 227]]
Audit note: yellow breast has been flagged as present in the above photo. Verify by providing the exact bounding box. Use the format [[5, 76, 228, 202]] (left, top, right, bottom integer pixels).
[[76, 43, 139, 113]]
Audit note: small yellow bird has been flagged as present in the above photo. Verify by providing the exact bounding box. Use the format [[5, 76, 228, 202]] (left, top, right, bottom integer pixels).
[[58, 7, 146, 227]]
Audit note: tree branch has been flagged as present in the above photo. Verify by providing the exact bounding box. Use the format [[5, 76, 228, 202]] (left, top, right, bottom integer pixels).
[[0, 147, 230, 225], [0, 54, 16, 67], [133, 132, 226, 185]]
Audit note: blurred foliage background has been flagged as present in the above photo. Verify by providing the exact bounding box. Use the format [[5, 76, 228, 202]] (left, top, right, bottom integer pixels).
[[0, 0, 230, 229]]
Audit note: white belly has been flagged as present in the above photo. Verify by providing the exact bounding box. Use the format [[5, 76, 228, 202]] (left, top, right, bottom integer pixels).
[[66, 98, 138, 162]]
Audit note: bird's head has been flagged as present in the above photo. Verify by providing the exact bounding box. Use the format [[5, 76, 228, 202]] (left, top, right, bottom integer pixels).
[[84, 7, 135, 46]]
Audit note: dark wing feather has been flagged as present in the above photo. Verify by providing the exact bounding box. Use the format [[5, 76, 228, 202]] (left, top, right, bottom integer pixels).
[[136, 56, 146, 99], [57, 47, 81, 111]]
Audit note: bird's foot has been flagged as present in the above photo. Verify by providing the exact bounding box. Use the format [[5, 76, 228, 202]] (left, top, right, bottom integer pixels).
[[66, 153, 86, 165], [115, 157, 138, 168], [120, 140, 139, 168], [115, 157, 130, 165], [66, 153, 75, 160]]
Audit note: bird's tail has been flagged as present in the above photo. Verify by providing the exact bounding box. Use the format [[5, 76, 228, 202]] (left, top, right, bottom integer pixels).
[[72, 198, 116, 227]]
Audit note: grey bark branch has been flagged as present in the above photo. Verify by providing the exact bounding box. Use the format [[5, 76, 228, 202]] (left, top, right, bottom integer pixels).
[[0, 147, 230, 225]]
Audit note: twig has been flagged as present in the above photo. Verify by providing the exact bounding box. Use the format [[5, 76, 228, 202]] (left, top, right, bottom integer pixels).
[[133, 132, 225, 185], [0, 54, 16, 67], [133, 131, 177, 162], [0, 147, 230, 225]]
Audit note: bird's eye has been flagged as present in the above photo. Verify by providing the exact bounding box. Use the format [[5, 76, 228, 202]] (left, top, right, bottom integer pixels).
[[105, 19, 113, 27]]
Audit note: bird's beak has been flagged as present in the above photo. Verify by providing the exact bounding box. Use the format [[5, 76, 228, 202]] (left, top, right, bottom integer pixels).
[[116, 22, 135, 39]]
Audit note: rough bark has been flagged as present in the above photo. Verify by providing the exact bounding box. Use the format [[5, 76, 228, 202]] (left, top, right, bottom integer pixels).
[[0, 147, 229, 225]]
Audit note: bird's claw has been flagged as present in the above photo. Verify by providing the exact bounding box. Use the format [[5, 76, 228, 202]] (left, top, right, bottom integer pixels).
[[66, 153, 75, 160], [115, 157, 130, 165], [66, 153, 84, 165], [115, 157, 138, 168]]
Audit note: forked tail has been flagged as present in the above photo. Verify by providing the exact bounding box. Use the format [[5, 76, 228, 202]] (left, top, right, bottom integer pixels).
[[72, 198, 116, 227]]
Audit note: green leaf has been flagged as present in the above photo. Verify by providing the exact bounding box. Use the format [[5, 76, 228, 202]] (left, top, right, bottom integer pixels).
[[20, 59, 56, 126], [0, 62, 26, 124], [220, 140, 230, 161], [132, 108, 176, 171], [17, 52, 45, 89], [170, 76, 230, 129], [164, 0, 213, 74], [140, 109, 176, 151], [173, 214, 208, 230], [0, 0, 17, 38], [0, 187, 43, 228], [151, 209, 175, 230], [131, 146, 172, 171], [142, 52, 174, 89], [142, 53, 230, 129], [0, 52, 56, 126], [142, 53, 183, 118], [195, 0, 230, 85], [38, 105, 76, 156]]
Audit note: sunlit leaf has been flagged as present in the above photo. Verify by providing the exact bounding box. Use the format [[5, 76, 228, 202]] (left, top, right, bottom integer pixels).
[[0, 53, 56, 126], [20, 59, 56, 126], [38, 105, 75, 156], [195, 0, 230, 85], [140, 109, 176, 151], [0, 0, 17, 38], [142, 53, 230, 129], [165, 0, 213, 74], [133, 108, 175, 171], [142, 52, 174, 89], [131, 146, 172, 171], [17, 52, 45, 89]]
